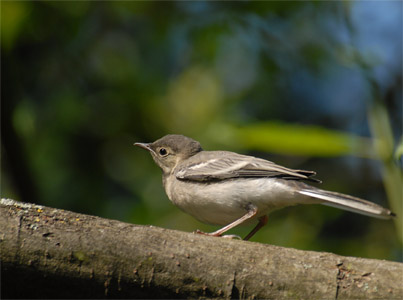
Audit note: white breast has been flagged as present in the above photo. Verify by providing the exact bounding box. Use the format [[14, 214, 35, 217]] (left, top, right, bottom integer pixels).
[[164, 177, 305, 226]]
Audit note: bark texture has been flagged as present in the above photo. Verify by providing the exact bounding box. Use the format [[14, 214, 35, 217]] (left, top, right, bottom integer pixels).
[[1, 198, 402, 299]]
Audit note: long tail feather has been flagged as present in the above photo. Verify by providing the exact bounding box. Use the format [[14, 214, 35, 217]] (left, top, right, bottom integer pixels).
[[298, 188, 395, 219]]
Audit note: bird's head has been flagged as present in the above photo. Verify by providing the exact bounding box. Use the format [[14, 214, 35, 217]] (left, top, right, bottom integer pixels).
[[135, 134, 202, 174]]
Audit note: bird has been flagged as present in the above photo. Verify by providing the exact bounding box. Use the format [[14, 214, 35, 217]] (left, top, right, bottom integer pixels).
[[135, 134, 395, 240]]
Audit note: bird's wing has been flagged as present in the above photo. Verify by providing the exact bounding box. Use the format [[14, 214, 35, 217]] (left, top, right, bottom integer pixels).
[[175, 152, 321, 183]]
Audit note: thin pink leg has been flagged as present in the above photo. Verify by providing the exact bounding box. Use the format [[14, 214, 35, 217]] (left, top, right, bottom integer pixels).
[[195, 206, 258, 237]]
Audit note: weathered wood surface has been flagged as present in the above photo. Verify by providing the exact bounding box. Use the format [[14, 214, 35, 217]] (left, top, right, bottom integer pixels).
[[1, 198, 402, 299]]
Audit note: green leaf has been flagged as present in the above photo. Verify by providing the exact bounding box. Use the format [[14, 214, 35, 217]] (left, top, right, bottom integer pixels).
[[233, 121, 374, 158]]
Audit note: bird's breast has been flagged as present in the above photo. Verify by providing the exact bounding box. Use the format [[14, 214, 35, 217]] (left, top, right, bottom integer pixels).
[[162, 176, 302, 226]]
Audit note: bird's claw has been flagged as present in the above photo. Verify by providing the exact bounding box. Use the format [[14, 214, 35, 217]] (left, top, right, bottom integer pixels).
[[194, 229, 220, 237], [194, 230, 241, 239], [221, 234, 242, 240]]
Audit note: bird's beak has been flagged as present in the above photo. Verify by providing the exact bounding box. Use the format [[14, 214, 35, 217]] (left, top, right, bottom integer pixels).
[[134, 142, 152, 152]]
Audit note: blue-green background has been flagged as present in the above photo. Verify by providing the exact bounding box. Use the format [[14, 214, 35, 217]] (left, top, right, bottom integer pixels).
[[2, 1, 402, 261]]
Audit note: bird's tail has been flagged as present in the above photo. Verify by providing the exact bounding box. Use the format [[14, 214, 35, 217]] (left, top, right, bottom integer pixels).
[[298, 188, 395, 219]]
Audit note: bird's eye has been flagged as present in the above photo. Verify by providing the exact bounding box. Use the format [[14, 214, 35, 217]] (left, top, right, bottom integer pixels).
[[159, 148, 168, 156]]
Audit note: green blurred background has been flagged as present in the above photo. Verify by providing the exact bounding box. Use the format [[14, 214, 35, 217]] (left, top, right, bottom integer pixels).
[[2, 1, 402, 261]]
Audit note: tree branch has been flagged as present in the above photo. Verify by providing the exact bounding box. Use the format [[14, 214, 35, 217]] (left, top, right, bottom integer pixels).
[[1, 198, 402, 299]]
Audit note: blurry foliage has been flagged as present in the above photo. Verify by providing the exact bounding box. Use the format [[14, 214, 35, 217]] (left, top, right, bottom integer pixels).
[[368, 100, 403, 243], [235, 122, 375, 157], [1, 1, 402, 261]]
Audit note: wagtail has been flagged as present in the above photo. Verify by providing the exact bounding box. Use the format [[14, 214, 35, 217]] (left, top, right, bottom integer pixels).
[[135, 134, 395, 240]]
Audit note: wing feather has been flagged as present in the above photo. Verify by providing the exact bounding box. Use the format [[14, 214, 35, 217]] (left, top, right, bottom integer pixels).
[[175, 151, 320, 183]]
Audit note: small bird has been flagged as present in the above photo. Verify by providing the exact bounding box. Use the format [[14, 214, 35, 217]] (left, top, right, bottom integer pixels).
[[135, 134, 395, 240]]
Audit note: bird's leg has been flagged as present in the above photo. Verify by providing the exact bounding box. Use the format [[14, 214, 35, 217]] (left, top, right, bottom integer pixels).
[[195, 206, 258, 238], [243, 215, 268, 240]]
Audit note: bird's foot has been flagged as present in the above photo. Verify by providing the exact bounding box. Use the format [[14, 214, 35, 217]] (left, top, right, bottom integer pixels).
[[194, 230, 241, 239], [194, 229, 221, 237], [221, 234, 242, 240]]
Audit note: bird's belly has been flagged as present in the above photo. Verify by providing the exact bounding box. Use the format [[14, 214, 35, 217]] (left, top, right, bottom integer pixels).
[[165, 178, 301, 226]]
